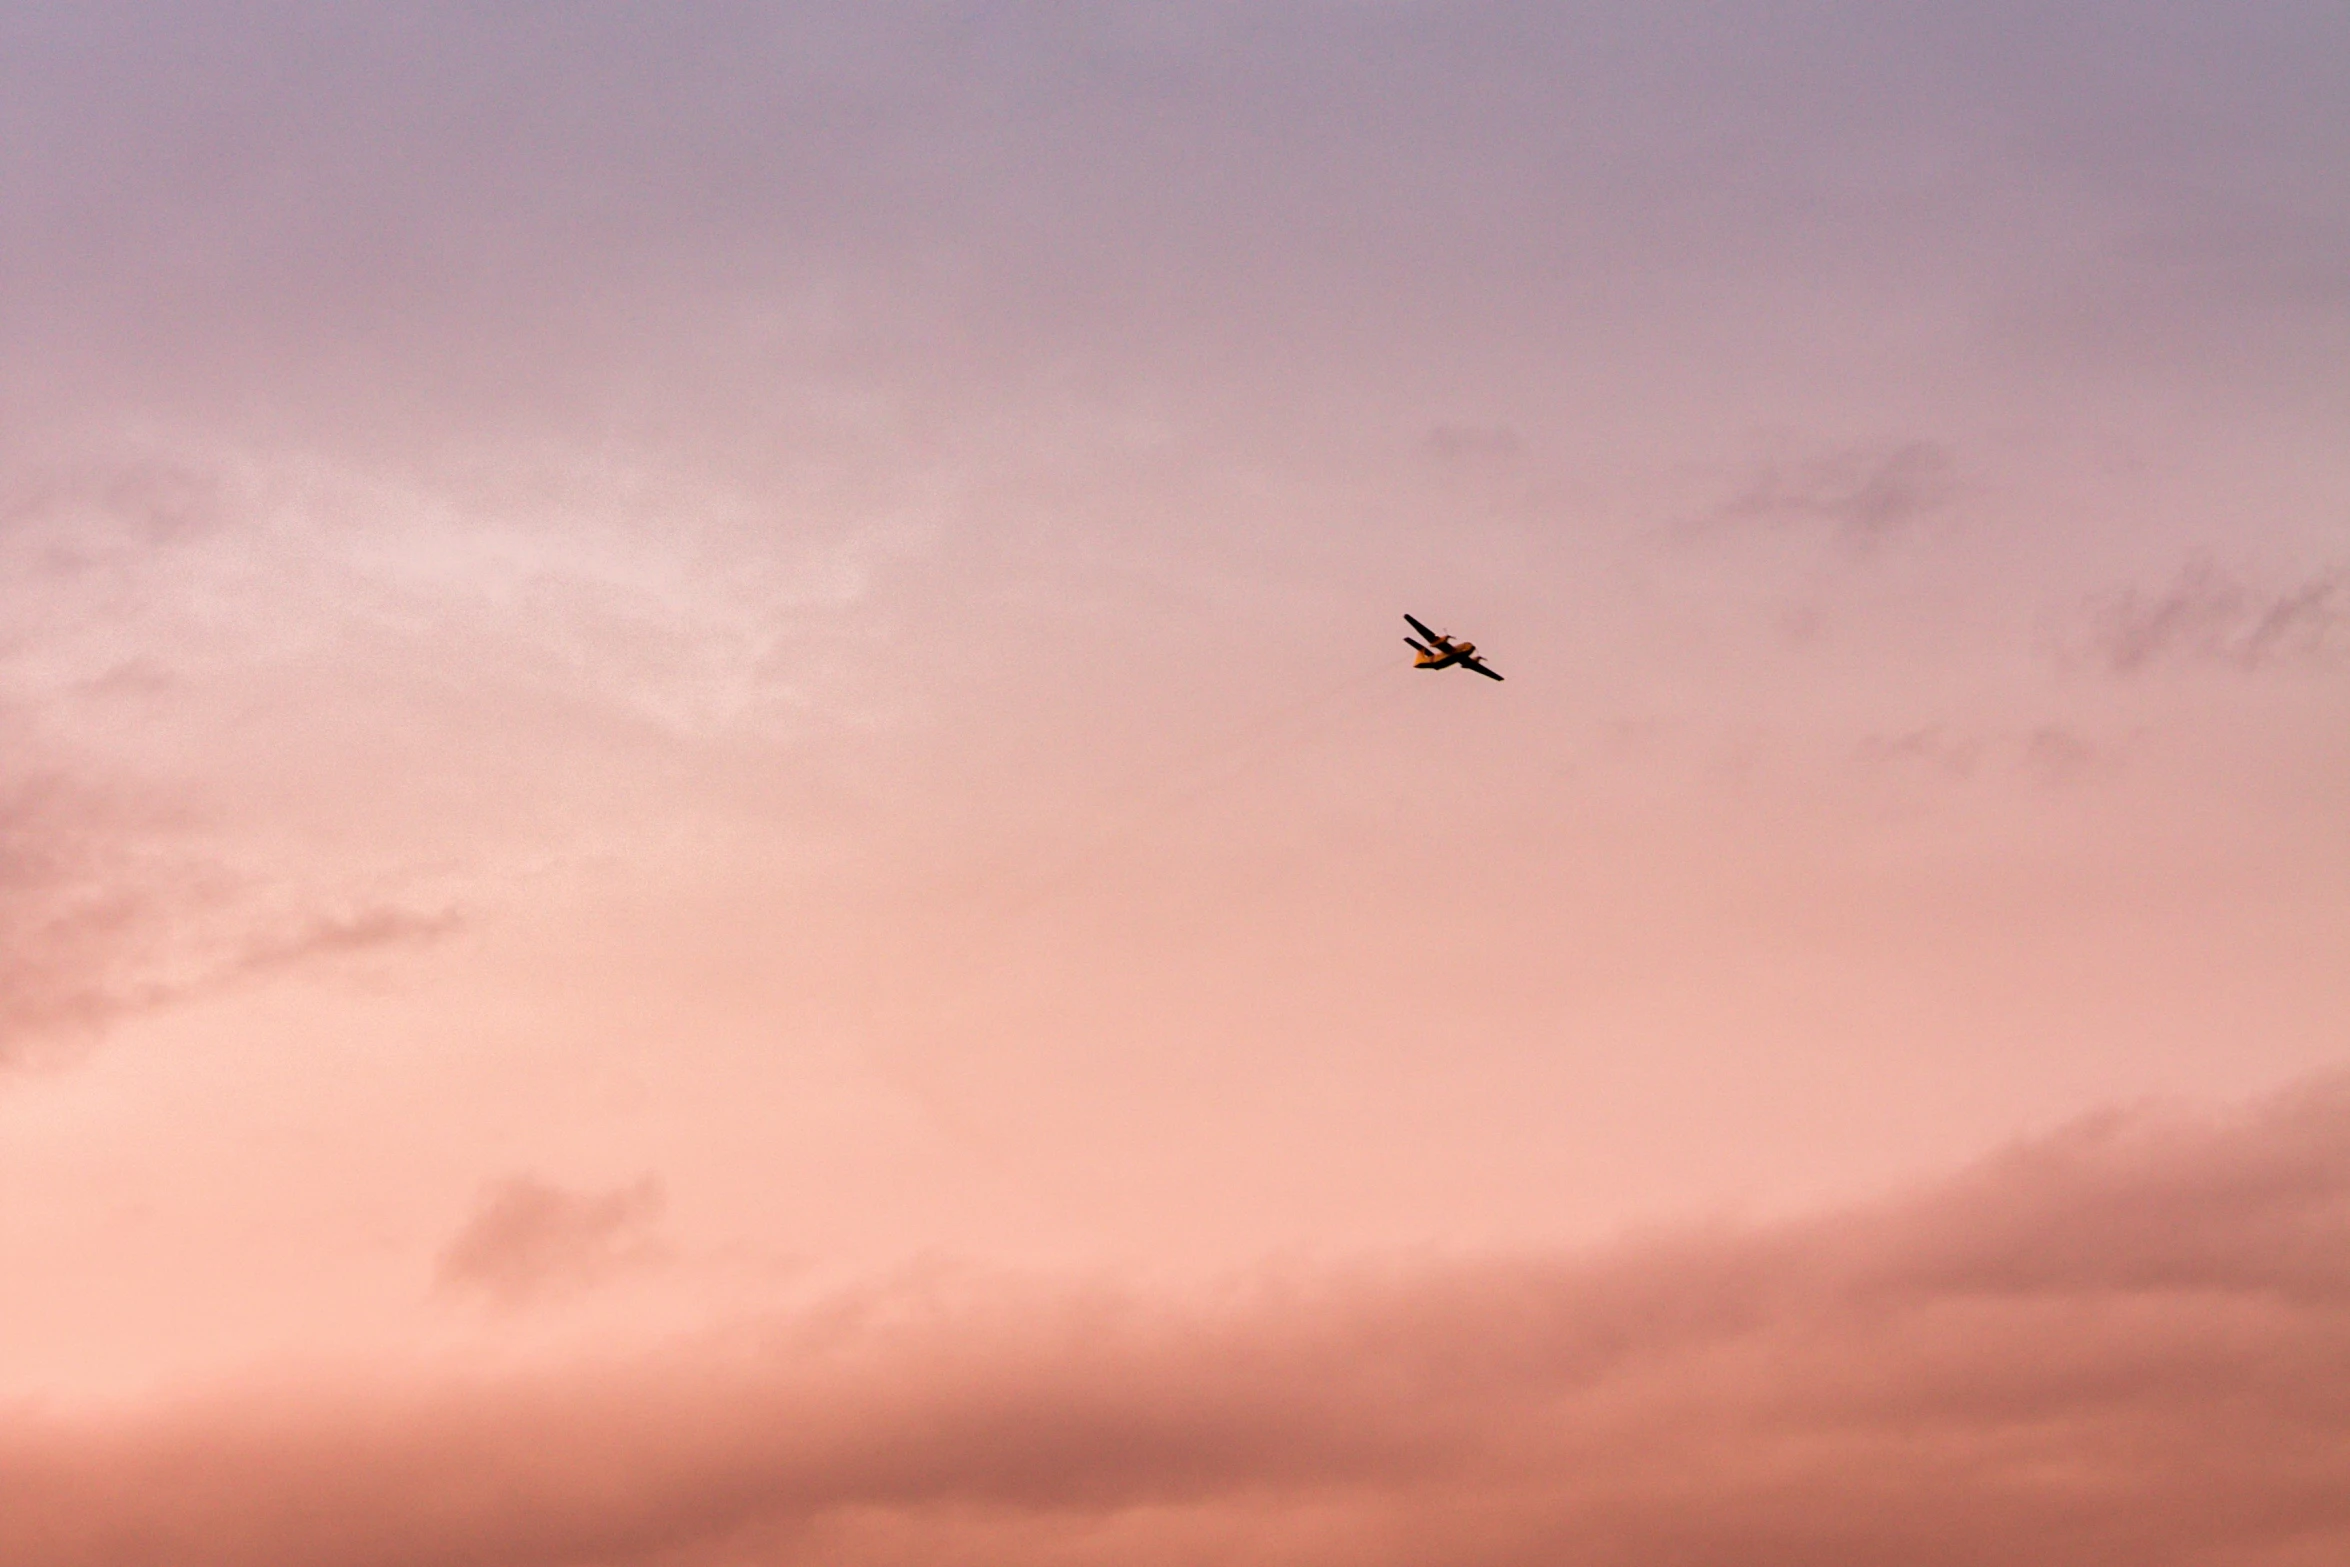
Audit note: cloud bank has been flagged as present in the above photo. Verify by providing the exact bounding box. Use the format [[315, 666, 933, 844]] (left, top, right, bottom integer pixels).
[[7, 1076, 2347, 1566]]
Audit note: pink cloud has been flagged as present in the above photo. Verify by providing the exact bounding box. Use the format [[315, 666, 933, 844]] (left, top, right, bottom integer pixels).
[[0, 771, 459, 1064], [1704, 439, 1962, 550], [436, 1174, 670, 1304], [2087, 558, 2344, 674], [5, 1077, 2347, 1565]]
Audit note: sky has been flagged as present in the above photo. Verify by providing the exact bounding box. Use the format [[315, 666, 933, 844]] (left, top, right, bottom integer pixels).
[[2, 3, 2346, 1561]]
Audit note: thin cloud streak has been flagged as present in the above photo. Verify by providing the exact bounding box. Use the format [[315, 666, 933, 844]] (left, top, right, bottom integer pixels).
[[6, 1077, 2349, 1566], [0, 770, 461, 1066], [2086, 557, 2343, 674], [1704, 439, 1962, 551]]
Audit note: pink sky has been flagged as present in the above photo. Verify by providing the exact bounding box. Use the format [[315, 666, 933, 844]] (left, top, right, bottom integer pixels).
[[3, 5, 2347, 1560]]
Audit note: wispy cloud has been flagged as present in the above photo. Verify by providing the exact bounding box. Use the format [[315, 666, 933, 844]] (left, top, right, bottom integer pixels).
[[0, 457, 226, 563], [2083, 557, 2341, 673], [1705, 439, 1960, 550], [1850, 724, 2122, 789], [0, 774, 459, 1067], [436, 1174, 669, 1305], [233, 907, 465, 977], [0, 433, 902, 1069], [1421, 422, 1525, 466], [0, 775, 206, 1066], [7, 1076, 2349, 1564], [2021, 724, 2108, 786], [1854, 724, 1984, 778]]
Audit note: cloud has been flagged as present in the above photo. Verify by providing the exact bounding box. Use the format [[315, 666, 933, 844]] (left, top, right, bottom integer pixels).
[[1852, 725, 2123, 789], [7, 1076, 2350, 1565], [0, 772, 460, 1067], [436, 1174, 669, 1304], [1854, 725, 1984, 778], [2022, 724, 2106, 786], [0, 456, 226, 566], [2085, 557, 2342, 674], [0, 774, 206, 1066], [0, 433, 881, 1071], [233, 907, 465, 977], [1707, 440, 1960, 549], [1422, 422, 1525, 465]]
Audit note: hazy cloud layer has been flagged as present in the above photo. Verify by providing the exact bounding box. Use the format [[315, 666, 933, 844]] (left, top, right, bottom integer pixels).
[[7, 1077, 2349, 1566], [0, 434, 894, 1063]]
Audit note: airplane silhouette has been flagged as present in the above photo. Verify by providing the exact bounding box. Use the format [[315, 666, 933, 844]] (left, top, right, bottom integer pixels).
[[1404, 614, 1503, 681]]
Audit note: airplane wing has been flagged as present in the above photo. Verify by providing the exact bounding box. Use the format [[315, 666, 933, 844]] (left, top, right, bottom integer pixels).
[[1462, 658, 1504, 681], [1404, 613, 1441, 643]]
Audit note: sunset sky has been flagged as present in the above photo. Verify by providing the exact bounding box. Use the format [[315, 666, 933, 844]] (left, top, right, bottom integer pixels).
[[4, 5, 2347, 1562]]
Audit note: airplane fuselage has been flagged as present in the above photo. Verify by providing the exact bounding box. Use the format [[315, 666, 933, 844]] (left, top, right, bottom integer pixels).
[[1412, 637, 1471, 667]]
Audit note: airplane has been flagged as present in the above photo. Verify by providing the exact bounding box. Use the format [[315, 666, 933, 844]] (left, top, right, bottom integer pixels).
[[1404, 613, 1504, 681]]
